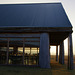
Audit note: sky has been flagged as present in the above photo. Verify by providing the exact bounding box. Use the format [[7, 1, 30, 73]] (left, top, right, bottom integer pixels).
[[0, 0, 75, 55]]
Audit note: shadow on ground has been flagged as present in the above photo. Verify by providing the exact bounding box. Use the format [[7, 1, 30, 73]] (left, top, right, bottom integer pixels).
[[0, 55, 75, 75]]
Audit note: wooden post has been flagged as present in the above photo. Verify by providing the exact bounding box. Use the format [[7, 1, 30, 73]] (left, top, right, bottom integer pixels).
[[56, 46, 58, 61], [37, 48, 38, 54], [30, 47, 31, 65], [59, 41, 64, 64], [61, 41, 64, 64], [7, 38, 9, 64], [23, 38, 25, 65], [59, 45, 61, 63], [39, 33, 50, 68], [36, 47, 38, 65], [30, 47, 31, 55], [68, 34, 74, 70], [37, 48, 39, 65]]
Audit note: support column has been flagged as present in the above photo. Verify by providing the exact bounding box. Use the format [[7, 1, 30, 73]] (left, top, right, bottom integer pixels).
[[6, 38, 9, 64], [37, 48, 38, 54], [59, 45, 61, 63], [68, 34, 74, 70], [23, 38, 25, 65], [39, 33, 50, 68], [59, 41, 64, 64], [56, 46, 58, 61], [37, 48, 39, 65]]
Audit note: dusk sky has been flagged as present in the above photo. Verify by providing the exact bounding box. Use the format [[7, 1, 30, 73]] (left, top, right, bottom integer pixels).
[[0, 0, 75, 55]]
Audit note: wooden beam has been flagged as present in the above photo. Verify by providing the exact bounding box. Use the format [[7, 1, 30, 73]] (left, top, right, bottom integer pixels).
[[0, 34, 40, 38], [0, 27, 72, 33]]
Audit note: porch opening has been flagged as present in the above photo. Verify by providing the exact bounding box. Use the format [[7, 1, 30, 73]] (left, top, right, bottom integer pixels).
[[0, 38, 40, 66]]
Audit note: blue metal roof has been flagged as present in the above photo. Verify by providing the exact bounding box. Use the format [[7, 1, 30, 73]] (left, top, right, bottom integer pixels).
[[0, 3, 72, 28]]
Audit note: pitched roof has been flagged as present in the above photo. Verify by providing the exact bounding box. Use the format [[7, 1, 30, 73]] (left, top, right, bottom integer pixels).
[[0, 3, 72, 28]]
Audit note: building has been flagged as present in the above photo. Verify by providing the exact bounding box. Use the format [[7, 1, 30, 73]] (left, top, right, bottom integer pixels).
[[0, 3, 73, 69]]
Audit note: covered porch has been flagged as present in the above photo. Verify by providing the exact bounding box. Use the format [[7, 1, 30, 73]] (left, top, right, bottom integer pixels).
[[0, 31, 73, 70]]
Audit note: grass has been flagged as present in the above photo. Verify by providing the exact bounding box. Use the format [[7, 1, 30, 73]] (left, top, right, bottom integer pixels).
[[0, 55, 75, 75], [0, 66, 52, 75]]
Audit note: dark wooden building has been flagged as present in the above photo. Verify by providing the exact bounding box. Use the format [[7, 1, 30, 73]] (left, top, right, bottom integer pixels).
[[0, 3, 73, 69]]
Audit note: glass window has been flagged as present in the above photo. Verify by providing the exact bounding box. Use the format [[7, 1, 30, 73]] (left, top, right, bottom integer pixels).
[[0, 38, 7, 64]]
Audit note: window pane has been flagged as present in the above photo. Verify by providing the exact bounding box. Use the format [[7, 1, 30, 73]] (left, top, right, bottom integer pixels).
[[0, 38, 7, 64], [9, 38, 23, 65]]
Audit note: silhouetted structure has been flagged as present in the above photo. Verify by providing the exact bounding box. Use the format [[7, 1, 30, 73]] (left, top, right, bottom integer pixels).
[[0, 3, 73, 70]]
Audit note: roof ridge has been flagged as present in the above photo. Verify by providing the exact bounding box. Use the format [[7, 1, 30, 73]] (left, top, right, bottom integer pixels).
[[0, 2, 61, 5]]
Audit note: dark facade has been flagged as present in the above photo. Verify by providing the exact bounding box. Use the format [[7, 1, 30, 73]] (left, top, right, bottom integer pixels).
[[0, 3, 73, 69]]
